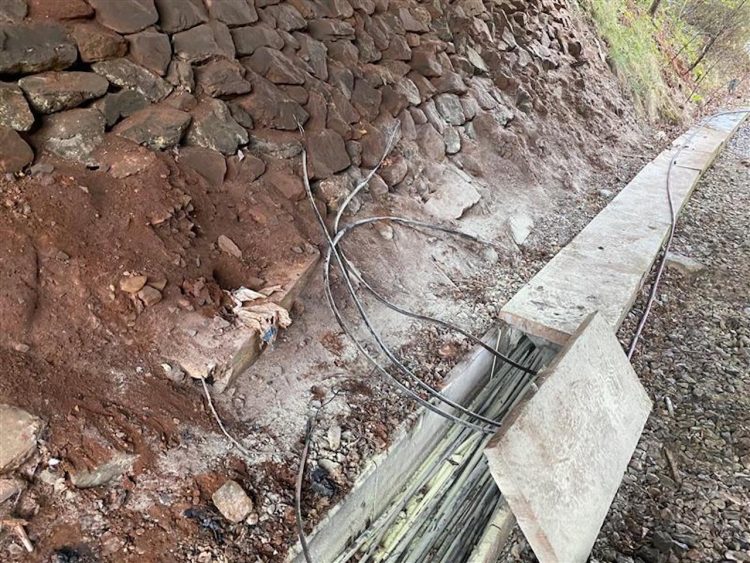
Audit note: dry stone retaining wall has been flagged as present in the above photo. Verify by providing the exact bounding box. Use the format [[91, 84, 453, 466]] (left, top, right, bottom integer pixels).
[[1, 0, 591, 214]]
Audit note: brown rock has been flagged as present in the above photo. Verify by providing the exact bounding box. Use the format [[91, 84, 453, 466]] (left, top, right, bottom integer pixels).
[[154, 0, 207, 33], [27, 0, 92, 19], [431, 71, 467, 95], [92, 58, 173, 102], [232, 24, 284, 56], [354, 26, 380, 64], [0, 478, 24, 504], [232, 74, 310, 131], [308, 129, 350, 179], [398, 6, 430, 32], [70, 452, 137, 488], [0, 22, 77, 75], [316, 0, 353, 18], [244, 47, 306, 85], [92, 89, 150, 127], [296, 33, 328, 80], [185, 98, 248, 155], [114, 106, 191, 150], [164, 91, 197, 111], [226, 152, 265, 182], [0, 127, 33, 174], [212, 480, 254, 523], [326, 39, 359, 65], [209, 20, 236, 59], [408, 71, 437, 103], [165, 61, 195, 92], [89, 0, 158, 34], [379, 154, 407, 186], [411, 47, 443, 77], [70, 22, 128, 64], [382, 35, 411, 61], [218, 234, 242, 258], [19, 72, 109, 114], [351, 78, 382, 122], [358, 122, 386, 168], [204, 0, 258, 26], [127, 30, 171, 76], [33, 109, 105, 162], [308, 18, 354, 41], [368, 172, 388, 196], [195, 59, 252, 97], [316, 174, 351, 211], [264, 4, 306, 32], [138, 285, 162, 306], [265, 166, 305, 201], [0, 404, 44, 474], [434, 93, 466, 125], [0, 0, 26, 23], [120, 274, 148, 293], [178, 146, 226, 186], [416, 122, 445, 162], [0, 83, 34, 131], [172, 23, 226, 64], [380, 84, 408, 117]]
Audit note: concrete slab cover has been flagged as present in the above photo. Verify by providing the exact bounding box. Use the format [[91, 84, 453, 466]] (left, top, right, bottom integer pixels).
[[499, 111, 748, 343], [484, 313, 652, 563]]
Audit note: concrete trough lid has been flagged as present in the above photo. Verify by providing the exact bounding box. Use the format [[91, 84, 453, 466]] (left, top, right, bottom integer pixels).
[[484, 312, 652, 563], [499, 111, 749, 344]]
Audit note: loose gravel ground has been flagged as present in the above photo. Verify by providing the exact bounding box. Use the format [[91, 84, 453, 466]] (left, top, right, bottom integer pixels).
[[505, 122, 750, 562]]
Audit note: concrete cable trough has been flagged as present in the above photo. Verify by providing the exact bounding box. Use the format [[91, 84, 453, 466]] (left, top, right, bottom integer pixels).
[[289, 111, 749, 562]]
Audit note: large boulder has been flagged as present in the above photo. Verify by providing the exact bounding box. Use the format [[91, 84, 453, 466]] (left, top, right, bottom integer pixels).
[[70, 22, 128, 63], [89, 0, 157, 34], [154, 0, 208, 33], [244, 47, 306, 85], [114, 106, 191, 150], [0, 405, 44, 474], [0, 22, 77, 74], [92, 89, 150, 127], [92, 58, 173, 102], [185, 98, 248, 155], [231, 24, 283, 56], [434, 93, 466, 125], [19, 72, 109, 114], [194, 59, 251, 97], [34, 108, 106, 161], [229, 75, 308, 131], [204, 0, 257, 26], [0, 127, 34, 173], [126, 30, 171, 76], [178, 146, 226, 186], [173, 23, 228, 64], [0, 0, 27, 23], [26, 0, 93, 20], [0, 83, 35, 131], [308, 129, 350, 179]]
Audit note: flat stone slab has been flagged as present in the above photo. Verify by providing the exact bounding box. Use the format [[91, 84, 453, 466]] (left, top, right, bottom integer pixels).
[[484, 313, 652, 563], [499, 111, 748, 344]]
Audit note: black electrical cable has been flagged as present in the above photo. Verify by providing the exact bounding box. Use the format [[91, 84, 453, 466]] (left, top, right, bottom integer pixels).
[[626, 108, 750, 358], [330, 216, 538, 374]]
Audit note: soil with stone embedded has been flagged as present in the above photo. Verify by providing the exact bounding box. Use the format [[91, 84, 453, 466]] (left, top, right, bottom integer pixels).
[[0, 0, 669, 560]]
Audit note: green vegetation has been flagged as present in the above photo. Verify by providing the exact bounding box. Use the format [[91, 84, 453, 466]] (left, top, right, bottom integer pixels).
[[581, 0, 677, 120], [579, 0, 750, 122]]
